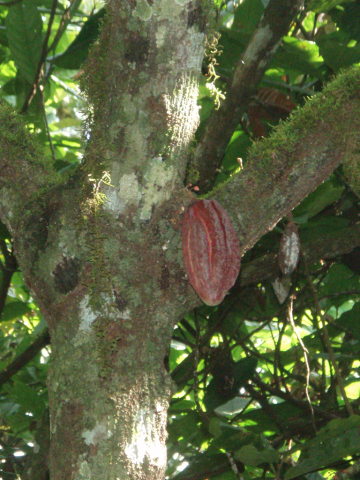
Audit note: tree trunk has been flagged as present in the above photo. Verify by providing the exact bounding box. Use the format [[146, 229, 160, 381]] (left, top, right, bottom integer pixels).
[[0, 1, 207, 478]]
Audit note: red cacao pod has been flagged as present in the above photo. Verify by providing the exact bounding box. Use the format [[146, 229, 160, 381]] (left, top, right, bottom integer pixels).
[[182, 199, 241, 306]]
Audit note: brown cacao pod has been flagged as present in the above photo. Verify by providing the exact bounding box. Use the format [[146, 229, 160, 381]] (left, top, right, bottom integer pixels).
[[182, 199, 241, 306], [279, 222, 300, 277]]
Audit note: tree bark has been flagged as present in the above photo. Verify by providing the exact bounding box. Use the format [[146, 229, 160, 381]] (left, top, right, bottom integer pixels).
[[0, 1, 208, 478], [193, 0, 305, 192]]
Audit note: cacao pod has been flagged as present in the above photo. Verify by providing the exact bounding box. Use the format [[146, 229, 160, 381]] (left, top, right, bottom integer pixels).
[[182, 199, 241, 306], [278, 222, 300, 277]]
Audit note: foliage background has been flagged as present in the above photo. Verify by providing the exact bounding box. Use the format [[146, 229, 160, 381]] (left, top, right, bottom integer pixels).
[[0, 0, 360, 479]]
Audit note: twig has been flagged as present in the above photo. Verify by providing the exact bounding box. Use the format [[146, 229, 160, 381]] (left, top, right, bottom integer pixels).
[[252, 376, 337, 420], [248, 381, 285, 432], [0, 329, 50, 388], [21, 0, 58, 114], [287, 295, 316, 433], [193, 311, 209, 424], [47, 0, 82, 54], [225, 452, 244, 480], [262, 78, 315, 96], [301, 249, 354, 416], [40, 87, 56, 161]]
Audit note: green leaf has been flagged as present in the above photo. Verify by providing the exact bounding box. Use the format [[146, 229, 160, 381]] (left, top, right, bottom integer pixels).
[[241, 402, 305, 434], [232, 0, 264, 35], [53, 9, 106, 69], [1, 301, 31, 322], [5, 0, 43, 83], [332, 2, 360, 42], [4, 381, 46, 419], [320, 264, 359, 297], [272, 37, 324, 78], [234, 444, 279, 467], [284, 416, 360, 480], [317, 31, 360, 71], [308, 0, 349, 13], [171, 453, 231, 480], [336, 302, 360, 341], [293, 179, 344, 223]]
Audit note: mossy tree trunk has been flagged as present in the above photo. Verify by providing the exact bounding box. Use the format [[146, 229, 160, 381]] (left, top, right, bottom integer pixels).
[[0, 1, 360, 480]]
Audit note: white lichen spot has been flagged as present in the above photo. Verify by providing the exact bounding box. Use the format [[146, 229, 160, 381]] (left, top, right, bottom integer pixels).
[[140, 157, 176, 220], [120, 308, 131, 320], [133, 0, 152, 21], [78, 460, 91, 478], [103, 186, 124, 217], [125, 406, 165, 467], [104, 173, 143, 216], [72, 296, 98, 346], [82, 421, 112, 446], [155, 24, 167, 48], [155, 0, 183, 18], [280, 231, 300, 276], [78, 296, 97, 332], [119, 173, 143, 206], [187, 32, 205, 70]]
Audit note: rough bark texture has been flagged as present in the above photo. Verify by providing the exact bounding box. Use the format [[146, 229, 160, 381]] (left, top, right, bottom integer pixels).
[[0, 1, 207, 478], [214, 68, 360, 257], [0, 2, 359, 480]]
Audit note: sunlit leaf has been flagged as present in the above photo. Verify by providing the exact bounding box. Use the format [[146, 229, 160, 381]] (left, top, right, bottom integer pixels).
[[5, 0, 43, 83]]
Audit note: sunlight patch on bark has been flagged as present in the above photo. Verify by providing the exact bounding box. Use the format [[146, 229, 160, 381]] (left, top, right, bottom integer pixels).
[[124, 405, 166, 467]]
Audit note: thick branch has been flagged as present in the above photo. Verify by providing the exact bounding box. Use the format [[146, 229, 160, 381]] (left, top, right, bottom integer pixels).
[[239, 223, 360, 287], [193, 0, 304, 191], [214, 67, 360, 256]]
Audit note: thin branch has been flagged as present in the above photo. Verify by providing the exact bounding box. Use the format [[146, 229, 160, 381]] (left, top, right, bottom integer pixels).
[[262, 78, 315, 96], [0, 329, 50, 388], [252, 376, 338, 421], [287, 295, 316, 433], [47, 0, 82, 54], [301, 249, 354, 416], [193, 311, 209, 424], [247, 381, 285, 432], [21, 0, 58, 114], [40, 87, 56, 162]]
